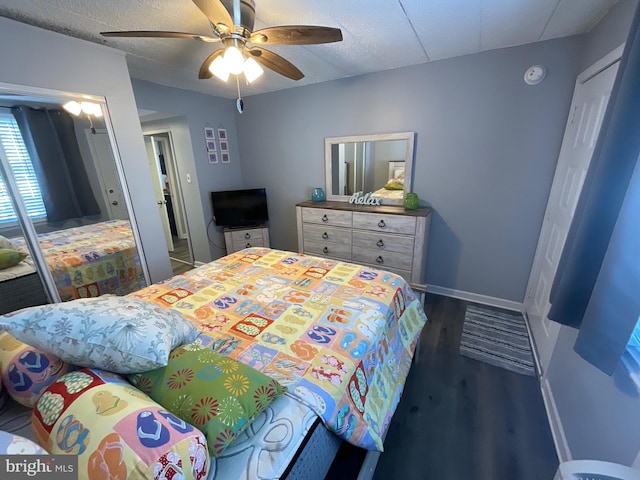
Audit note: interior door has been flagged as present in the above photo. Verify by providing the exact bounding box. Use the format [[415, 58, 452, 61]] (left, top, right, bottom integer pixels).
[[144, 135, 174, 252], [85, 130, 129, 219], [524, 57, 620, 375]]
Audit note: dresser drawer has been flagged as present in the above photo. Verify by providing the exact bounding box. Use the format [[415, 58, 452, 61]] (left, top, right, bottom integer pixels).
[[353, 212, 416, 234], [303, 224, 352, 245], [233, 238, 264, 250], [353, 249, 413, 271], [352, 231, 414, 254], [230, 229, 265, 244], [302, 207, 352, 227], [303, 240, 351, 261]]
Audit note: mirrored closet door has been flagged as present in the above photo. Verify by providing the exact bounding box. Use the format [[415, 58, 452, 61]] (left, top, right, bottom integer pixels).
[[0, 83, 149, 307]]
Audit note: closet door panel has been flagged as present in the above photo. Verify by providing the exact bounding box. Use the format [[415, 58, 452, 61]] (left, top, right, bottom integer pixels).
[[0, 88, 149, 306]]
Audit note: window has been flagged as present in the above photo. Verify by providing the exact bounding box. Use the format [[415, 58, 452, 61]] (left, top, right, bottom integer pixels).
[[0, 112, 46, 223]]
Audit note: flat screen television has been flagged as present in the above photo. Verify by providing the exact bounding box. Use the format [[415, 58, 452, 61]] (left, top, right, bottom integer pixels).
[[211, 188, 269, 228]]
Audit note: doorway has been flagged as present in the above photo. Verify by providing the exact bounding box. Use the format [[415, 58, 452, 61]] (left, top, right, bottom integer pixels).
[[143, 131, 194, 275]]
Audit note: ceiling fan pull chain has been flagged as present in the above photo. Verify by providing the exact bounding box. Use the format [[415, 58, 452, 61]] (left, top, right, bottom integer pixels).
[[235, 76, 244, 113]]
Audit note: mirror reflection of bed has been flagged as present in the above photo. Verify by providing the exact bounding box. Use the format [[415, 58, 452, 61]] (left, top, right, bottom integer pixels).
[[0, 88, 149, 312]]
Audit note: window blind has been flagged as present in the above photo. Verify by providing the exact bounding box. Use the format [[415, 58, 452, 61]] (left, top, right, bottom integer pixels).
[[0, 112, 46, 223]]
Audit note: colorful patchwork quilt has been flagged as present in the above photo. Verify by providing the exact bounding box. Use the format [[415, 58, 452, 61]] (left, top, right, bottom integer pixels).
[[11, 219, 146, 301], [129, 248, 428, 451]]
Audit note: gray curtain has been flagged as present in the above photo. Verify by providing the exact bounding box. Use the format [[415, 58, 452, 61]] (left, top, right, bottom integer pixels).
[[547, 4, 640, 374], [11, 106, 100, 222]]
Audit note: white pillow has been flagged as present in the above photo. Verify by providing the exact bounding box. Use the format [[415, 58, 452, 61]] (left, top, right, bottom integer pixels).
[[0, 235, 14, 250], [0, 296, 198, 374]]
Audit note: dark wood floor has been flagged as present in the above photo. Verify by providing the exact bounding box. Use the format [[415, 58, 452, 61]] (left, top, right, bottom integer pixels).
[[327, 293, 559, 480]]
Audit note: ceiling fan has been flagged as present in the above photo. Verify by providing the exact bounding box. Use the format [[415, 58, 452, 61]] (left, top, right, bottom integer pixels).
[[101, 0, 343, 84]]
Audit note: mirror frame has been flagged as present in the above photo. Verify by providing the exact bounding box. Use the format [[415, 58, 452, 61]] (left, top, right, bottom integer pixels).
[[324, 131, 415, 205]]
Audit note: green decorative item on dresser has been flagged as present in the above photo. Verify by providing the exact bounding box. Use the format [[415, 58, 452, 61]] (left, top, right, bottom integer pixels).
[[404, 192, 419, 210]]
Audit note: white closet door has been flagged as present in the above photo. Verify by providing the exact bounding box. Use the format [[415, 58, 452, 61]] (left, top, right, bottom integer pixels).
[[524, 51, 621, 376]]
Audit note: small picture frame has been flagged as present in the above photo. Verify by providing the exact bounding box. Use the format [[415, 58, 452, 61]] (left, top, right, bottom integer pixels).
[[204, 127, 215, 139], [221, 152, 230, 164], [219, 140, 229, 152], [217, 128, 227, 141], [208, 151, 219, 164], [206, 140, 217, 152]]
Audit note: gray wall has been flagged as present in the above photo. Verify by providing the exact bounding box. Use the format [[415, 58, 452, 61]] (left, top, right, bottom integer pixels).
[[131, 79, 245, 260], [236, 37, 583, 303], [0, 17, 171, 283], [546, 0, 640, 464], [580, 0, 639, 71]]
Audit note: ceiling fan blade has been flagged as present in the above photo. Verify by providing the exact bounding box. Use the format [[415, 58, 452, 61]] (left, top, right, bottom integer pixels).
[[250, 26, 343, 45], [192, 0, 233, 30], [198, 49, 225, 79], [248, 47, 304, 80], [101, 31, 220, 43]]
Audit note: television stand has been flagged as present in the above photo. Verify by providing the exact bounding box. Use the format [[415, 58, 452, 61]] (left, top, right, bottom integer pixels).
[[223, 225, 270, 255]]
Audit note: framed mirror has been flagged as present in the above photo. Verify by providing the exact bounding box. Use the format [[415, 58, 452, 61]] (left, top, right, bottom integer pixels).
[[325, 131, 415, 205], [0, 82, 149, 307]]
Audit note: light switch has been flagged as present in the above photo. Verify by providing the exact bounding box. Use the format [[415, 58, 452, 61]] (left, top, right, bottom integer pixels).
[[186, 174, 192, 183]]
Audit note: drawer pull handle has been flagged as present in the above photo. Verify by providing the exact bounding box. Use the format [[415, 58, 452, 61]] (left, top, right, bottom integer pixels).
[[244, 233, 251, 239], [378, 220, 386, 228], [323, 246, 329, 254], [376, 239, 384, 248], [322, 232, 329, 239], [376, 256, 384, 264], [322, 214, 329, 223], [246, 243, 252, 248]]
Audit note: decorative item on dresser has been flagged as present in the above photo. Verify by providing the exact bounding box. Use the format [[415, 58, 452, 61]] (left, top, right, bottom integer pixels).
[[223, 225, 270, 254], [295, 200, 431, 289]]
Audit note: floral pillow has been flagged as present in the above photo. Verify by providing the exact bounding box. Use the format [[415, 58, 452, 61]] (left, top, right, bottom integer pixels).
[[129, 341, 286, 457], [0, 331, 72, 407], [0, 235, 14, 250], [384, 178, 404, 190], [0, 296, 198, 374], [0, 248, 27, 270], [32, 368, 209, 479]]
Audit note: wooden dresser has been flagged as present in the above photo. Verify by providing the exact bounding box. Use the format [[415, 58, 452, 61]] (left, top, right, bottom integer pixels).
[[295, 201, 431, 285], [223, 225, 270, 254]]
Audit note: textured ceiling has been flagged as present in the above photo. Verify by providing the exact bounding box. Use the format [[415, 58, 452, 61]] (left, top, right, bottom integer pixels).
[[0, 0, 619, 99]]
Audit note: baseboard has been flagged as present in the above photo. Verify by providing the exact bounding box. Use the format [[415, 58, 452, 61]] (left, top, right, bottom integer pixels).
[[193, 261, 206, 267], [426, 285, 523, 312], [540, 377, 572, 463], [522, 311, 544, 377]]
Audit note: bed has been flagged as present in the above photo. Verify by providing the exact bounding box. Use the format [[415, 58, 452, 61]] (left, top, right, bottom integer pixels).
[[0, 258, 49, 315], [0, 246, 427, 479], [128, 247, 428, 478], [371, 163, 405, 201], [9, 219, 146, 301]]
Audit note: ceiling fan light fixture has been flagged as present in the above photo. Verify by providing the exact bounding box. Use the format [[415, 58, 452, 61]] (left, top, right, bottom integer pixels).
[[80, 101, 102, 116], [223, 45, 245, 75], [243, 57, 263, 83], [210, 55, 230, 81], [63, 101, 82, 116]]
